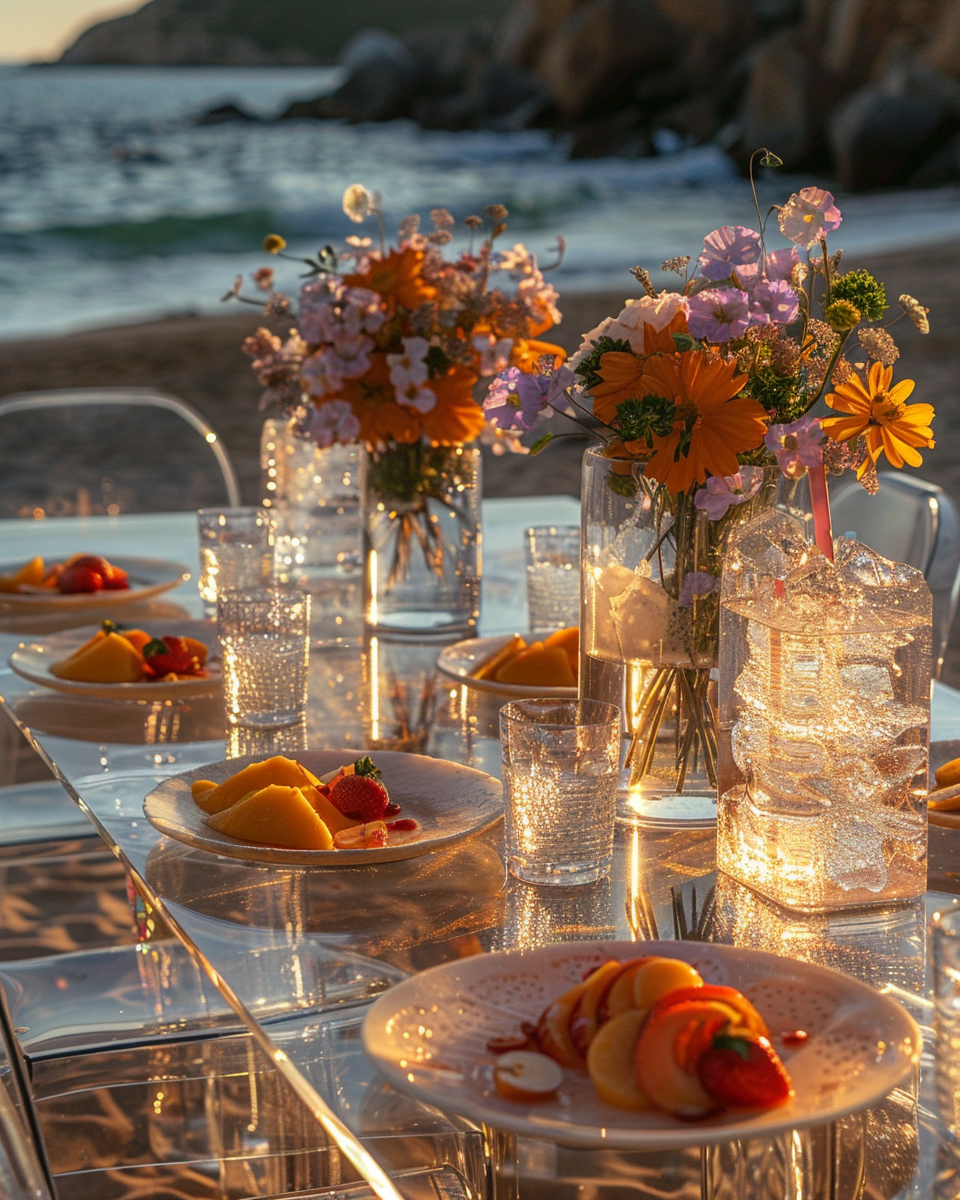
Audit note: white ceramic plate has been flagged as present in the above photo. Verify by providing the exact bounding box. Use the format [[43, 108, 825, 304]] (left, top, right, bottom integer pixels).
[[9, 620, 221, 700], [143, 748, 503, 866], [0, 555, 190, 610], [436, 634, 577, 699], [362, 939, 920, 1151]]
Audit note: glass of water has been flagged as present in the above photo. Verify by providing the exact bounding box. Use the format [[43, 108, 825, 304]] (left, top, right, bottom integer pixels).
[[218, 588, 311, 729], [197, 507, 275, 618], [933, 903, 960, 1137], [525, 525, 580, 636], [500, 698, 620, 886]]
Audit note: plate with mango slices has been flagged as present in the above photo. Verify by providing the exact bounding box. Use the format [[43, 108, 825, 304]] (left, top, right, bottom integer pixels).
[[9, 619, 221, 700], [437, 628, 579, 698], [0, 554, 190, 610], [143, 749, 504, 866]]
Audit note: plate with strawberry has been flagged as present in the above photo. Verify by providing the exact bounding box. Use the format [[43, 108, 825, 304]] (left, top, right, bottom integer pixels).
[[10, 619, 221, 700], [0, 554, 190, 610], [361, 940, 920, 1150], [143, 749, 504, 866]]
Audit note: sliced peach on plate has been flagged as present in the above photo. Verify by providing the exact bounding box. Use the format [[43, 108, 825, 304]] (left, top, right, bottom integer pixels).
[[586, 1009, 652, 1111], [0, 556, 46, 593], [301, 783, 362, 835], [635, 999, 737, 1118], [495, 644, 576, 688], [645, 984, 769, 1038], [473, 634, 526, 681], [632, 957, 704, 1013], [207, 783, 333, 850], [597, 957, 651, 1023], [50, 631, 144, 683], [120, 629, 152, 654], [193, 756, 321, 815], [569, 960, 623, 1056], [536, 979, 589, 1069]]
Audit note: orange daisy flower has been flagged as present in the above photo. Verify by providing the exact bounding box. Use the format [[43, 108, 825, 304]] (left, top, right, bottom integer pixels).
[[590, 315, 687, 425], [343, 246, 436, 311], [640, 351, 768, 494], [511, 338, 567, 373], [339, 353, 421, 446], [822, 362, 934, 475], [421, 365, 485, 445]]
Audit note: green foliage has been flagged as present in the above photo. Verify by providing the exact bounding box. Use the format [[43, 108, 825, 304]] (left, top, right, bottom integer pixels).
[[425, 345, 451, 377], [606, 469, 638, 497], [749, 368, 806, 422], [613, 394, 675, 447], [672, 332, 703, 352], [529, 433, 554, 456], [353, 755, 382, 780], [827, 269, 887, 321], [573, 336, 632, 391]]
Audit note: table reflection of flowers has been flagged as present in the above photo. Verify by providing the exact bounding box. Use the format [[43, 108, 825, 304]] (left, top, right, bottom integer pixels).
[[228, 189, 566, 634]]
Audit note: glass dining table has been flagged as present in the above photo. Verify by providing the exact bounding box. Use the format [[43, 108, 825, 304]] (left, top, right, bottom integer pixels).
[[2, 498, 960, 1200]]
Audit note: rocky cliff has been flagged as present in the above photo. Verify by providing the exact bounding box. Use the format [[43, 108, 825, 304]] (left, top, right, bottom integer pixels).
[[57, 0, 512, 66]]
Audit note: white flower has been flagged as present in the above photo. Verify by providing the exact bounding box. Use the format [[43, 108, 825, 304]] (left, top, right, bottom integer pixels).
[[395, 381, 436, 413], [616, 292, 688, 332], [473, 334, 514, 376], [777, 187, 841, 249], [568, 317, 614, 370], [387, 335, 431, 393], [342, 184, 373, 224]]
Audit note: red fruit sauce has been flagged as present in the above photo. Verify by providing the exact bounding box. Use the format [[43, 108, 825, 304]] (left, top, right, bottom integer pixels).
[[386, 818, 417, 832], [781, 1029, 809, 1048]]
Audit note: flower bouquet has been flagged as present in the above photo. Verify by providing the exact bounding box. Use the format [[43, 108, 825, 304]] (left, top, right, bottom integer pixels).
[[485, 152, 934, 812], [229, 188, 566, 634]]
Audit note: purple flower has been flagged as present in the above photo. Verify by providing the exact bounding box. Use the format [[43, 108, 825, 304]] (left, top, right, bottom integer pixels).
[[686, 287, 751, 342], [483, 367, 550, 432], [678, 571, 720, 607], [778, 188, 842, 250], [764, 247, 800, 282], [765, 416, 824, 478], [698, 226, 762, 282], [693, 467, 764, 520], [749, 279, 800, 326], [300, 399, 360, 448]]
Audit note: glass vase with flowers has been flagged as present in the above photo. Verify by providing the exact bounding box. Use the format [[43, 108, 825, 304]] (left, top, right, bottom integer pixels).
[[485, 151, 935, 825], [228, 188, 566, 636]]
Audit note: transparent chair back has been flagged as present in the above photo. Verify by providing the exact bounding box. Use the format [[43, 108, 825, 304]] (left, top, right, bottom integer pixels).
[[0, 983, 55, 1199], [0, 389, 241, 518], [831, 471, 960, 676]]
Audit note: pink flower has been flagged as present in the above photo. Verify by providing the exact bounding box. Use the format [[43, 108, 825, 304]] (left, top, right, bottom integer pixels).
[[474, 334, 514, 376], [778, 188, 842, 249], [252, 267, 275, 292], [698, 226, 762, 282], [387, 336, 431, 402], [302, 399, 360, 447], [765, 416, 824, 478], [749, 279, 800, 326], [764, 247, 800, 282], [395, 380, 436, 413], [686, 287, 751, 342], [693, 467, 764, 520], [678, 571, 719, 607], [301, 349, 342, 397]]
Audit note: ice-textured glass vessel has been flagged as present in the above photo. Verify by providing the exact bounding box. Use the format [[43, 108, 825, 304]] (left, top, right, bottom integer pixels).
[[717, 508, 932, 912]]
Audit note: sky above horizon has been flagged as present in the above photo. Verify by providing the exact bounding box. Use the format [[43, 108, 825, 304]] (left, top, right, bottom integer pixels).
[[2, 0, 141, 62]]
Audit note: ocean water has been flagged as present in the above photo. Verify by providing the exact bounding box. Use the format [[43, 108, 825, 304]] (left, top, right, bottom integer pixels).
[[4, 64, 960, 340]]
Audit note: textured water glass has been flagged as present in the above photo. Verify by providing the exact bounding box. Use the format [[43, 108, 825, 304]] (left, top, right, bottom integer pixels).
[[933, 905, 960, 1137], [218, 589, 310, 729], [525, 525, 580, 636], [500, 698, 620, 886], [198, 507, 275, 619]]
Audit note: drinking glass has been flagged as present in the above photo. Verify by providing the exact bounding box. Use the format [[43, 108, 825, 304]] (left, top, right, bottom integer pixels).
[[218, 589, 310, 729], [197, 507, 275, 618], [525, 525, 580, 636], [500, 698, 620, 886], [932, 903, 960, 1137]]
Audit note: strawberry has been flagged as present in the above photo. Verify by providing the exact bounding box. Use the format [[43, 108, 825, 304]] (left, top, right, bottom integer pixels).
[[102, 564, 130, 590], [58, 563, 104, 593], [695, 1032, 793, 1111], [328, 773, 389, 822], [142, 636, 203, 678]]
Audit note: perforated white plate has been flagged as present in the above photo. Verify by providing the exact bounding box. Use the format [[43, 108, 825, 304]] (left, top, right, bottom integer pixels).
[[362, 939, 920, 1150]]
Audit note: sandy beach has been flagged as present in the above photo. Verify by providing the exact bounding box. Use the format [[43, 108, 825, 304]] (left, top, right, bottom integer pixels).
[[3, 240, 960, 677]]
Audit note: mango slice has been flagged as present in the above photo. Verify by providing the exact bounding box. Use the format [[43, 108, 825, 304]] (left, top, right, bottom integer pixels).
[[495, 643, 576, 688], [191, 780, 218, 802], [473, 634, 527, 681], [0, 556, 46, 593], [121, 629, 152, 654], [193, 756, 321, 815], [301, 784, 361, 835], [207, 784, 333, 850], [50, 631, 144, 683]]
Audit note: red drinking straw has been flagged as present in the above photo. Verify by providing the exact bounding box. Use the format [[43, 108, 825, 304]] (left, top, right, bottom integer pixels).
[[807, 461, 835, 563]]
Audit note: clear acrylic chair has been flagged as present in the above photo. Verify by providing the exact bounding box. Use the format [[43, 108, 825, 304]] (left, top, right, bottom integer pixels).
[[0, 388, 241, 518], [831, 471, 960, 677]]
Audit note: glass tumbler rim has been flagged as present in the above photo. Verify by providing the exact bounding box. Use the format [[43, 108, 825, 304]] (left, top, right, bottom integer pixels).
[[500, 697, 621, 730], [197, 504, 271, 519]]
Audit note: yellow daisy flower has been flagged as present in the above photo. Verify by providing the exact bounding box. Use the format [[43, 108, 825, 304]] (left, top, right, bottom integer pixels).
[[822, 361, 934, 475]]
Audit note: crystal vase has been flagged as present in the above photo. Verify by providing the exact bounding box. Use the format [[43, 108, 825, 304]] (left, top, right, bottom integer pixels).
[[361, 442, 481, 637], [261, 417, 362, 643], [579, 446, 778, 826], [716, 504, 931, 912]]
